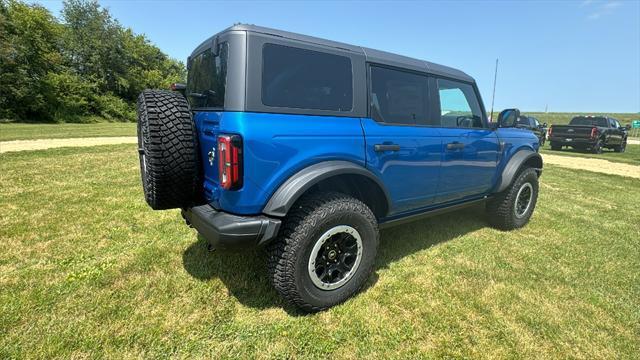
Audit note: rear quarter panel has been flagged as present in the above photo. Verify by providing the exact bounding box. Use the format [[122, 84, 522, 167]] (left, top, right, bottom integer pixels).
[[195, 111, 366, 215]]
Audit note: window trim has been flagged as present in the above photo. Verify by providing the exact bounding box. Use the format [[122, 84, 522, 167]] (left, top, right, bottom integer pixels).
[[432, 76, 489, 130], [365, 62, 488, 129], [366, 62, 439, 127], [187, 41, 229, 111], [260, 43, 355, 112], [243, 33, 367, 118]]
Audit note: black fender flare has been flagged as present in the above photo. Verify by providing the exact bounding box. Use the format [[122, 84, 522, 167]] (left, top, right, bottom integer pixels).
[[262, 160, 392, 218], [494, 150, 543, 193]]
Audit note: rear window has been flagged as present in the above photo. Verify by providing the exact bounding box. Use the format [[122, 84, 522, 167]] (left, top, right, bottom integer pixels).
[[186, 42, 228, 109], [262, 44, 353, 111], [570, 116, 608, 127]]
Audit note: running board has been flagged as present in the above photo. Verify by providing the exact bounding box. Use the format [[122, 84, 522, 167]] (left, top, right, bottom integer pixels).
[[379, 197, 489, 229]]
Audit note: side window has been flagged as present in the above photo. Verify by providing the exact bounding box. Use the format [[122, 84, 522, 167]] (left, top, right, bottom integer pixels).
[[437, 79, 484, 128], [516, 116, 530, 127], [532, 118, 540, 127], [369, 66, 431, 125], [262, 44, 353, 111]]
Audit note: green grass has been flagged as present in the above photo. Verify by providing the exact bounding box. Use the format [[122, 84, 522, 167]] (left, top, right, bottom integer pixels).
[[541, 143, 640, 166], [1, 145, 639, 358], [0, 122, 136, 141]]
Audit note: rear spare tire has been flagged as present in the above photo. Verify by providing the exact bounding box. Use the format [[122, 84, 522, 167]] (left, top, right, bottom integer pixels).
[[137, 89, 200, 210]]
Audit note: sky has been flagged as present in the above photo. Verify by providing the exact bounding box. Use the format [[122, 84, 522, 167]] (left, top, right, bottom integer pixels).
[[35, 0, 640, 113]]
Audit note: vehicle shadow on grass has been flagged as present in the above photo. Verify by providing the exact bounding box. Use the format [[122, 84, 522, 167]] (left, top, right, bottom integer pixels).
[[182, 205, 487, 315]]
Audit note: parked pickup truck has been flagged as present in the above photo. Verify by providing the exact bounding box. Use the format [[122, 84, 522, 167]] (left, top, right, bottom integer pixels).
[[136, 25, 543, 312], [548, 116, 628, 153]]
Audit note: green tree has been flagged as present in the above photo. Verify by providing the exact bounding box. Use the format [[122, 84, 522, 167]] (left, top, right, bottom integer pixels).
[[0, 0, 64, 121], [61, 0, 185, 103], [0, 0, 185, 122]]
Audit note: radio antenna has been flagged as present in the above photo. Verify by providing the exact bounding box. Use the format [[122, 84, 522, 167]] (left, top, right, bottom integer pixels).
[[489, 58, 499, 122]]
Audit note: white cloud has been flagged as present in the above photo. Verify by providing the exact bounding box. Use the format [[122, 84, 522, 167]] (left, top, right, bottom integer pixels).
[[580, 0, 595, 7], [583, 0, 622, 20]]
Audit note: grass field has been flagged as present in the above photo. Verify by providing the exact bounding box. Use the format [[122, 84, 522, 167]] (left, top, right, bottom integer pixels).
[[0, 123, 136, 141], [1, 144, 638, 358], [541, 143, 640, 166]]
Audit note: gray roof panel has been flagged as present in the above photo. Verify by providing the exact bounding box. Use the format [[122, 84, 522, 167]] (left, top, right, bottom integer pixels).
[[194, 24, 474, 83]]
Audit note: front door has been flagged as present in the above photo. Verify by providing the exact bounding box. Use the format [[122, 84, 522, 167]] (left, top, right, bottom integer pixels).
[[434, 78, 500, 203], [362, 65, 442, 215]]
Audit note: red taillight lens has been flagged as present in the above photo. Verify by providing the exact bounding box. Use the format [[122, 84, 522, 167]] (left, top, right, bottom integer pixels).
[[548, 127, 553, 137], [590, 127, 598, 139], [217, 134, 243, 190]]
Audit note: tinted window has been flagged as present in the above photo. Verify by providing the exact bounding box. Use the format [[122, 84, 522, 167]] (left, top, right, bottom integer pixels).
[[570, 116, 608, 127], [516, 116, 530, 127], [186, 42, 228, 108], [610, 119, 620, 128], [437, 79, 483, 128], [262, 44, 352, 111], [370, 66, 430, 125], [532, 118, 540, 127]]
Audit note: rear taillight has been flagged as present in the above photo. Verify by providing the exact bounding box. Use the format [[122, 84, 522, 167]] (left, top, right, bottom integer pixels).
[[217, 134, 243, 190], [590, 127, 598, 139], [548, 127, 553, 137]]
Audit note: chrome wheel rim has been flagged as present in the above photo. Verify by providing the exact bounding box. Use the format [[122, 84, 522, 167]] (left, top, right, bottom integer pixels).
[[514, 183, 533, 219], [308, 225, 363, 291]]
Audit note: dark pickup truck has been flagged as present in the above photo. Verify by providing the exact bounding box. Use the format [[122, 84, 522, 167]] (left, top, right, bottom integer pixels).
[[548, 116, 628, 153]]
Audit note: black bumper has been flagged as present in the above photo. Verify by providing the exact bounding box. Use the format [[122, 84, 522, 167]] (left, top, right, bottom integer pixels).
[[181, 205, 281, 249], [549, 136, 595, 146]]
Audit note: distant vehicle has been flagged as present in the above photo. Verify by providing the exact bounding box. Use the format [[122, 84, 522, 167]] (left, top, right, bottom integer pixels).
[[548, 116, 628, 153], [516, 115, 547, 147]]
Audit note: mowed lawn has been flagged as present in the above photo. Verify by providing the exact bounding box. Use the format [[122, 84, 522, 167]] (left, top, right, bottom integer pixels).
[[1, 144, 638, 358], [0, 122, 136, 141], [541, 143, 640, 166]]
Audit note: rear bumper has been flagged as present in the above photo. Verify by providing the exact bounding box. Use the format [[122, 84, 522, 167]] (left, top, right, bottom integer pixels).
[[549, 136, 595, 146], [181, 205, 281, 249]]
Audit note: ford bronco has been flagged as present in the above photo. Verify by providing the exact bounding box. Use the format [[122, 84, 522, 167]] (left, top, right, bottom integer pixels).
[[136, 25, 543, 312]]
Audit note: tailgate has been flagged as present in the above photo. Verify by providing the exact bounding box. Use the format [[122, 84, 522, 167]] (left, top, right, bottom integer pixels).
[[193, 111, 221, 202], [551, 125, 594, 138]]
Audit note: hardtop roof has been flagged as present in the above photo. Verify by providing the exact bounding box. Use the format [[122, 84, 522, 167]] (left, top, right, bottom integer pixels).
[[192, 24, 475, 83]]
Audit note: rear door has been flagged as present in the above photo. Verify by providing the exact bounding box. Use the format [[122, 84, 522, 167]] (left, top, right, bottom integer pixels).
[[433, 78, 500, 203], [362, 65, 442, 215], [608, 118, 623, 145]]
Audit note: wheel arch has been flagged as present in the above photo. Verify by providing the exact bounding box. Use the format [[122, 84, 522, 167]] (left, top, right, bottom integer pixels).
[[494, 149, 543, 193], [262, 161, 391, 220]]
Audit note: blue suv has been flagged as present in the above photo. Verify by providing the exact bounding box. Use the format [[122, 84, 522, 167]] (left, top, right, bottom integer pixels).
[[136, 25, 542, 312]]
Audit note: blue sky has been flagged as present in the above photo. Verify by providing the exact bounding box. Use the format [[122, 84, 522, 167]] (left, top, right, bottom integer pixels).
[[36, 0, 640, 113]]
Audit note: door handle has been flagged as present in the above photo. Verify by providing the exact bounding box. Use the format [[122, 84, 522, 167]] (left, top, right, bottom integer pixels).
[[446, 142, 465, 150], [374, 144, 401, 152]]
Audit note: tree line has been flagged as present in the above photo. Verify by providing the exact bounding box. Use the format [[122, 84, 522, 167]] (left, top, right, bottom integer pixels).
[[0, 0, 185, 122]]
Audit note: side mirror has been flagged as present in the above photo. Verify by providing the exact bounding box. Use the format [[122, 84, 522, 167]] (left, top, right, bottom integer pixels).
[[497, 108, 521, 128], [543, 122, 547, 128], [625, 124, 631, 130]]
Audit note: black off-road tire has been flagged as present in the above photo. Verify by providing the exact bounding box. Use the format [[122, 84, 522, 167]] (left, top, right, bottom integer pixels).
[[137, 90, 200, 210], [613, 140, 627, 153], [550, 142, 561, 151], [486, 167, 539, 230], [266, 192, 379, 312]]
